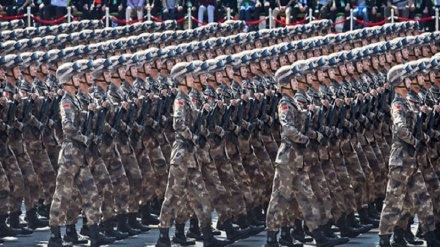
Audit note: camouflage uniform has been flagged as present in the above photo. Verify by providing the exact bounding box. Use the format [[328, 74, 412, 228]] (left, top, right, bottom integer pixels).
[[93, 85, 130, 215], [159, 90, 212, 229], [21, 79, 56, 209], [378, 94, 436, 235], [49, 91, 100, 227], [4, 83, 40, 212], [116, 81, 143, 214], [266, 94, 321, 232], [0, 162, 10, 216]]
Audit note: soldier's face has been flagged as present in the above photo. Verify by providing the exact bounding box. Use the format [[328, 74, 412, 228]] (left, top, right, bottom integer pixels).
[[287, 53, 295, 63], [270, 59, 278, 71], [328, 68, 336, 80], [355, 62, 363, 73], [401, 48, 409, 60], [29, 64, 37, 77], [339, 65, 347, 76], [226, 66, 234, 78], [362, 59, 370, 69], [290, 78, 299, 91], [240, 66, 247, 77], [215, 71, 223, 82], [379, 55, 385, 65], [255, 40, 262, 48], [313, 50, 321, 57], [322, 47, 329, 55], [85, 72, 93, 84], [72, 73, 80, 88], [317, 70, 326, 82], [155, 59, 163, 69], [280, 56, 287, 66], [296, 52, 304, 61], [143, 63, 151, 74], [104, 69, 112, 82], [422, 46, 430, 56], [185, 74, 194, 87], [129, 66, 138, 78], [13, 66, 21, 79], [260, 61, 267, 72], [199, 73, 208, 84], [40, 64, 48, 75], [430, 43, 437, 54]]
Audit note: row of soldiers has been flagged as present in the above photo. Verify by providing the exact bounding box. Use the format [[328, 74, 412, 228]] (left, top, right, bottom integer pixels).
[[0, 20, 436, 247]]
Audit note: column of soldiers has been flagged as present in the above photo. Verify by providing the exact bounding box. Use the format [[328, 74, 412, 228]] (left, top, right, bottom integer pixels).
[[0, 18, 439, 247]]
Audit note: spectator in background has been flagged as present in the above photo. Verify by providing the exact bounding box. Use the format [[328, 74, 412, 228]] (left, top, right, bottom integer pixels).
[[51, 0, 68, 19], [217, 0, 238, 20], [255, 0, 275, 27], [271, 0, 294, 27], [291, 0, 309, 23], [162, 0, 184, 21], [145, 0, 162, 19], [107, 0, 126, 24], [198, 0, 216, 25], [353, 0, 370, 27], [409, 0, 433, 30], [4, 0, 30, 16], [238, 0, 255, 27], [126, 0, 144, 21]]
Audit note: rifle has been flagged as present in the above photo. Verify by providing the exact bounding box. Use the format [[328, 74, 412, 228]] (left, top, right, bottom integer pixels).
[[131, 97, 151, 144], [425, 110, 438, 148], [263, 92, 280, 134], [213, 104, 233, 145], [46, 94, 62, 133], [193, 108, 209, 148], [21, 97, 34, 123], [91, 106, 107, 151], [408, 112, 426, 157], [206, 104, 218, 132], [163, 92, 174, 119], [34, 96, 51, 137], [80, 109, 94, 152], [255, 95, 268, 134], [242, 98, 256, 139], [154, 95, 165, 132]]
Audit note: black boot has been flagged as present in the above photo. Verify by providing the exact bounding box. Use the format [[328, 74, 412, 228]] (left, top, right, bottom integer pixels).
[[403, 221, 424, 245], [9, 211, 33, 235], [358, 208, 379, 228], [0, 214, 20, 238], [248, 209, 265, 227], [290, 219, 313, 243], [128, 212, 150, 232], [375, 197, 384, 212], [322, 221, 349, 245], [335, 215, 365, 238], [140, 204, 159, 225], [392, 228, 408, 247], [379, 234, 392, 247], [278, 226, 303, 247], [186, 218, 203, 241], [202, 226, 230, 247], [38, 202, 50, 219], [102, 219, 129, 240], [223, 219, 249, 242], [368, 202, 381, 219], [63, 224, 88, 244], [424, 231, 440, 247], [48, 226, 72, 247], [237, 214, 264, 236], [117, 214, 141, 236], [150, 198, 162, 216], [89, 224, 115, 247], [347, 213, 373, 233], [26, 207, 49, 229], [156, 228, 171, 247], [172, 223, 196, 246], [79, 217, 90, 237], [265, 231, 279, 247], [311, 227, 342, 247]]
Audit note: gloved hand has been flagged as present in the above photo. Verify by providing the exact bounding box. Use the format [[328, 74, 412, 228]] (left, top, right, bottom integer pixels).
[[377, 112, 385, 121], [93, 134, 102, 145], [256, 119, 264, 130], [214, 125, 225, 138], [110, 128, 119, 138], [319, 126, 332, 137], [421, 133, 430, 144], [48, 119, 55, 130], [316, 131, 327, 146], [333, 127, 343, 139], [199, 125, 208, 136], [342, 119, 353, 130], [84, 134, 92, 147]]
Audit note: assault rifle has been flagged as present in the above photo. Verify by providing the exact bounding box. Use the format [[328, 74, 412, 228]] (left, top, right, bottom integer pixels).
[[263, 92, 280, 134], [242, 98, 256, 139], [193, 107, 209, 148], [409, 112, 426, 157], [131, 97, 150, 144], [80, 109, 94, 152]]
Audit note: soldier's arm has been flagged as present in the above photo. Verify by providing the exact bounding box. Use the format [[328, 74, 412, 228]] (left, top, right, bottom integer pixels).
[[25, 96, 45, 128], [60, 99, 88, 144], [173, 99, 192, 141], [392, 103, 416, 145], [279, 101, 309, 144]]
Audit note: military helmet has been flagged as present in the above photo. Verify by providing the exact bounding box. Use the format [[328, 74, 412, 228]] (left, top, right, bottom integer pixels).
[[91, 58, 114, 79], [170, 62, 197, 85], [275, 65, 294, 86], [57, 62, 81, 85], [387, 64, 410, 87], [291, 60, 316, 76], [76, 59, 95, 74], [0, 54, 23, 71], [21, 51, 41, 66]]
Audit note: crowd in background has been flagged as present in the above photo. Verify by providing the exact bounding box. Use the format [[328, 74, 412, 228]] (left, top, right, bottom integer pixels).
[[0, 0, 439, 31]]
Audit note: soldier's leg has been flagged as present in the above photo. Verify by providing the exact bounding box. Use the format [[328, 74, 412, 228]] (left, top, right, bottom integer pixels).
[[354, 145, 377, 209], [371, 142, 388, 197], [64, 187, 88, 244], [27, 147, 56, 207], [406, 169, 436, 234], [122, 151, 149, 232], [331, 154, 357, 215], [379, 166, 413, 235], [320, 159, 346, 223], [104, 153, 130, 216], [262, 134, 279, 163], [46, 143, 61, 172], [362, 144, 384, 199], [148, 145, 169, 200], [242, 152, 265, 212], [135, 148, 158, 226], [252, 143, 275, 215], [0, 163, 16, 238], [2, 152, 25, 216], [308, 162, 333, 227], [344, 151, 368, 210], [89, 156, 115, 222], [419, 159, 440, 222]]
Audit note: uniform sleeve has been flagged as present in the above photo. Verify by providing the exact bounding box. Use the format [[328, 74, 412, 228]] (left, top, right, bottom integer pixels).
[[60, 98, 87, 144], [173, 99, 193, 141], [278, 102, 309, 144], [392, 102, 416, 145]]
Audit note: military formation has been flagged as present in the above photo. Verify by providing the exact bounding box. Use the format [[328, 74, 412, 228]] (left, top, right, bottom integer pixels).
[[0, 17, 439, 247]]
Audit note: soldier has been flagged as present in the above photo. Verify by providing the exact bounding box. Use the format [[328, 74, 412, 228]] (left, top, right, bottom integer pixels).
[[155, 62, 230, 247], [379, 63, 440, 247], [48, 62, 114, 247], [265, 65, 340, 247]]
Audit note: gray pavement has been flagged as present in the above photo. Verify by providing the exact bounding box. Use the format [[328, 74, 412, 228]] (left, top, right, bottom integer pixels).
[[1, 215, 428, 247]]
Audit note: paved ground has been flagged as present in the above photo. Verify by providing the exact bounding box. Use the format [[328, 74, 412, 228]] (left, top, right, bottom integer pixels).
[[1, 214, 428, 247]]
